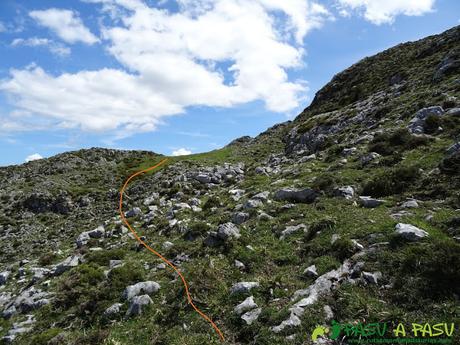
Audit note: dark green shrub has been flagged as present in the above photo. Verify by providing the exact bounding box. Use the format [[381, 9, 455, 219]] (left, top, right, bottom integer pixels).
[[391, 239, 460, 308], [38, 251, 58, 266], [331, 238, 356, 261], [29, 328, 62, 345], [439, 151, 460, 175], [311, 173, 338, 194], [424, 115, 441, 134], [368, 129, 431, 155], [107, 263, 145, 291], [203, 196, 221, 210], [183, 221, 211, 241], [362, 165, 420, 197], [86, 248, 126, 266]]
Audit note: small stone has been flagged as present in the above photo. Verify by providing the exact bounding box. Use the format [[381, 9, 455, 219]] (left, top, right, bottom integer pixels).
[[244, 198, 264, 209], [241, 308, 261, 325], [395, 223, 429, 241], [303, 265, 318, 278], [234, 260, 245, 270], [103, 303, 123, 318], [232, 212, 250, 225], [126, 295, 153, 317], [333, 186, 355, 200], [109, 260, 123, 269], [230, 282, 259, 294], [331, 234, 341, 244], [234, 296, 258, 315], [359, 196, 384, 208], [362, 271, 382, 285], [162, 241, 174, 250], [122, 281, 161, 300], [323, 305, 334, 321], [401, 199, 419, 208], [280, 224, 307, 239], [0, 271, 10, 286], [217, 223, 241, 240], [274, 188, 318, 204], [125, 207, 142, 218]]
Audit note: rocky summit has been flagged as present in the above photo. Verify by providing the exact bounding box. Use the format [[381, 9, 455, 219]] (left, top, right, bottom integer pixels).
[[1, 26, 460, 345]]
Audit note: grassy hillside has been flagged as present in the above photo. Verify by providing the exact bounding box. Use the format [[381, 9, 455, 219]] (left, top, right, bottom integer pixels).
[[0, 26, 459, 345]]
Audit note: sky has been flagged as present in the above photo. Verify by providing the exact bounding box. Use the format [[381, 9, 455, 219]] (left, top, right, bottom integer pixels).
[[0, 0, 459, 166]]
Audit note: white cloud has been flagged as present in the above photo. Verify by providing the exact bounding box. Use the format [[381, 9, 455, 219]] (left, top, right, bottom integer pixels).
[[2, 0, 332, 136], [0, 21, 6, 32], [29, 8, 99, 44], [25, 153, 43, 162], [337, 0, 436, 24], [172, 148, 192, 156], [11, 37, 71, 56]]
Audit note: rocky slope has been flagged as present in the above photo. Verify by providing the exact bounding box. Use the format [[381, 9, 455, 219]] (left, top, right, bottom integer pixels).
[[0, 26, 459, 345]]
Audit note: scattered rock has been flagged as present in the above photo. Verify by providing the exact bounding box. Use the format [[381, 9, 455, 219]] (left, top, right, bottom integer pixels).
[[333, 186, 355, 200], [217, 223, 241, 240], [271, 313, 301, 333], [361, 152, 381, 165], [446, 142, 460, 156], [446, 108, 460, 116], [408, 106, 444, 134], [229, 189, 245, 201], [401, 199, 419, 208], [0, 271, 10, 286], [232, 212, 250, 225], [125, 207, 142, 218], [1, 315, 35, 343], [126, 295, 153, 317], [109, 260, 123, 269], [395, 223, 429, 241], [52, 255, 81, 276], [30, 268, 50, 282], [304, 265, 318, 278], [122, 281, 161, 300], [271, 261, 352, 333], [280, 224, 307, 239], [103, 303, 123, 318], [234, 260, 245, 270], [244, 198, 264, 209], [230, 282, 259, 294], [362, 271, 382, 284], [241, 308, 261, 325], [234, 296, 258, 315], [76, 226, 105, 248], [359, 196, 384, 208], [323, 305, 334, 321]]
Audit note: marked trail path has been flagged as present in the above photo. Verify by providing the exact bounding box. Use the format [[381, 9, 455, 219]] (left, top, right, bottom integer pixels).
[[118, 158, 225, 342]]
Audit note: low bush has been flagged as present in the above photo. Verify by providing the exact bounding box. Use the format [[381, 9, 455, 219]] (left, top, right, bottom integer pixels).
[[439, 151, 460, 175], [362, 165, 420, 197], [86, 248, 126, 266], [368, 129, 431, 156], [391, 239, 460, 308]]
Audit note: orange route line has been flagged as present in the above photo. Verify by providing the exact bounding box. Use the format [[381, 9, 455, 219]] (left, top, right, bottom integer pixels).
[[118, 158, 225, 342]]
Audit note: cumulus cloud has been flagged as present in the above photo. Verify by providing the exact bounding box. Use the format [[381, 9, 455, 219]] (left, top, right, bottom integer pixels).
[[0, 0, 331, 136], [25, 153, 43, 162], [11, 37, 71, 56], [172, 148, 192, 156], [337, 0, 436, 24], [29, 8, 99, 44]]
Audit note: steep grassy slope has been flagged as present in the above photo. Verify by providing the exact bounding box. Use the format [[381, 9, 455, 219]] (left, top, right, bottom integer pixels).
[[0, 26, 459, 345]]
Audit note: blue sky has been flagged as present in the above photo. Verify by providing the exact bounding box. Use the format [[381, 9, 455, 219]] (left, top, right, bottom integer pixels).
[[0, 0, 459, 166]]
